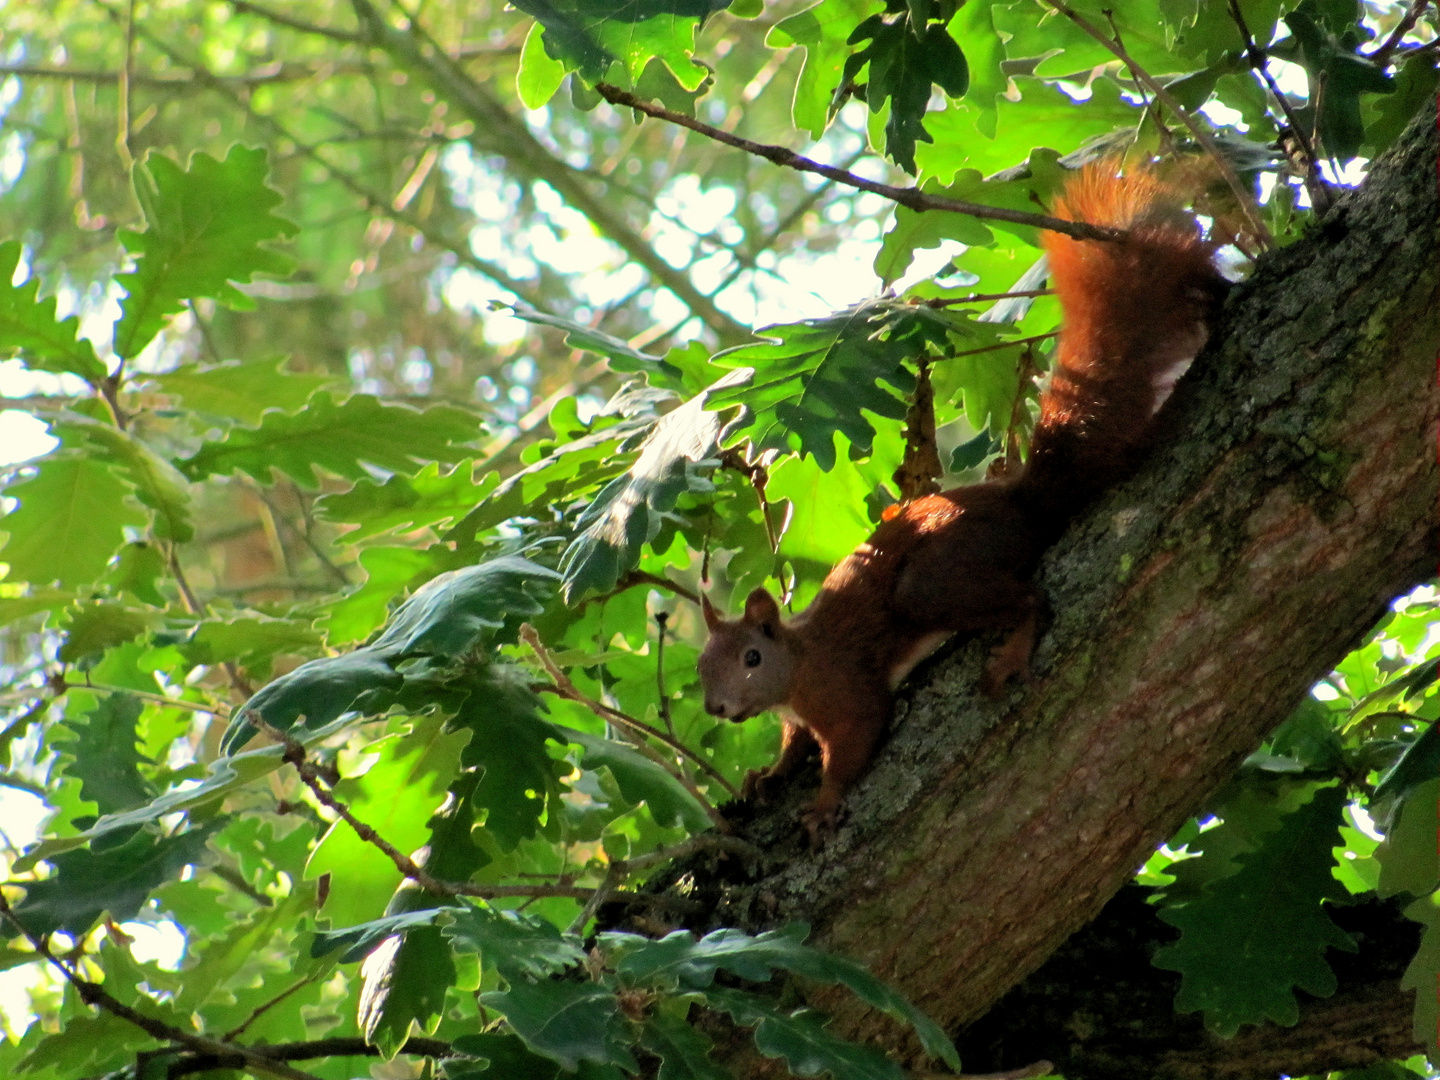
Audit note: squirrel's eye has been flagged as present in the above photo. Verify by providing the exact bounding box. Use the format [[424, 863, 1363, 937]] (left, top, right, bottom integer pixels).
[[743, 648, 762, 668]]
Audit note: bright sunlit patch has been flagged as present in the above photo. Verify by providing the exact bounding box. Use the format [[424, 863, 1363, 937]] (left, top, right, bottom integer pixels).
[[118, 918, 188, 971], [0, 410, 58, 465], [1199, 98, 1247, 130]]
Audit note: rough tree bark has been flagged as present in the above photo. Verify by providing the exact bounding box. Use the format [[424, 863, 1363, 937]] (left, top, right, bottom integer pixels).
[[638, 99, 1440, 1076]]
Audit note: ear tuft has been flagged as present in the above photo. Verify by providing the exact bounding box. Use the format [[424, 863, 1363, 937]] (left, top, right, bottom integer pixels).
[[701, 593, 723, 632], [743, 588, 781, 629]]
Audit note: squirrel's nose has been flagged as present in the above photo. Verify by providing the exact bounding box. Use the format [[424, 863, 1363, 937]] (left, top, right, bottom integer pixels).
[[704, 699, 726, 717]]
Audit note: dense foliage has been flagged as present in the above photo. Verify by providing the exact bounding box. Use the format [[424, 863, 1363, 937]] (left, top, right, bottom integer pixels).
[[0, 0, 1434, 1078]]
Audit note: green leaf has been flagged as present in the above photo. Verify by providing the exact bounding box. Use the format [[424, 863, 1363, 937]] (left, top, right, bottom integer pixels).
[[102, 542, 167, 605], [518, 22, 569, 108], [1400, 890, 1440, 1062], [173, 884, 320, 1015], [560, 372, 744, 601], [444, 903, 587, 980], [448, 668, 569, 850], [1377, 777, 1439, 900], [0, 241, 107, 382], [0, 452, 146, 588], [509, 0, 714, 89], [114, 145, 296, 359], [315, 461, 497, 541], [313, 907, 448, 962], [55, 692, 154, 815], [480, 977, 633, 1073], [180, 392, 482, 488], [358, 907, 458, 1059], [704, 986, 906, 1080], [178, 615, 325, 670], [501, 301, 691, 389], [373, 556, 561, 659], [1153, 785, 1357, 1036], [1283, 0, 1394, 161], [57, 418, 194, 541], [447, 1032, 564, 1078], [220, 646, 404, 752], [151, 357, 337, 426], [608, 923, 957, 1067], [11, 824, 219, 937], [846, 16, 969, 174], [769, 0, 887, 137], [1365, 51, 1439, 155], [560, 725, 712, 832], [58, 601, 159, 665], [640, 1010, 731, 1080], [710, 302, 918, 470]]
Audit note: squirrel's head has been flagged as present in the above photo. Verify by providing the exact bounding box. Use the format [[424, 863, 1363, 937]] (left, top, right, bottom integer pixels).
[[697, 587, 796, 722]]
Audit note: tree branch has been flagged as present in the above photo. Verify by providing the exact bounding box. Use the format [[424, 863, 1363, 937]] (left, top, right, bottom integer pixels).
[[592, 83, 1129, 244], [349, 0, 753, 345]]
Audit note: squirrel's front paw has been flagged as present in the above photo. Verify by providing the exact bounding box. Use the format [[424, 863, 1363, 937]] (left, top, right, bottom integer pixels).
[[742, 767, 780, 804], [800, 804, 840, 848]]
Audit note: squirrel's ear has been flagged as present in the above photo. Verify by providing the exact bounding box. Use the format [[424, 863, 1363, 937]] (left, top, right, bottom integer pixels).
[[701, 593, 723, 631], [743, 588, 781, 630]]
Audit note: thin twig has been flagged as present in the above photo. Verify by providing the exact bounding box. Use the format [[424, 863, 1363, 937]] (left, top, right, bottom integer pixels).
[[655, 612, 677, 741], [1226, 0, 1332, 214], [520, 625, 740, 808], [593, 83, 1128, 244], [115, 0, 136, 171], [718, 447, 779, 555], [924, 288, 1054, 307], [949, 331, 1058, 361], [162, 1037, 460, 1078], [1042, 0, 1273, 249], [578, 569, 701, 611], [225, 0, 366, 43], [165, 543, 255, 701], [223, 974, 320, 1041], [1370, 0, 1433, 66], [251, 714, 683, 901], [0, 892, 325, 1080]]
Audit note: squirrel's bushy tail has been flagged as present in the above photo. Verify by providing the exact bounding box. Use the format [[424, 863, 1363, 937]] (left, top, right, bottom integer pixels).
[[1016, 160, 1226, 537]]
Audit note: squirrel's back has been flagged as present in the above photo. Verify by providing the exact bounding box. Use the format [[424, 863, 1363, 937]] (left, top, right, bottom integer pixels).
[[1017, 162, 1226, 534]]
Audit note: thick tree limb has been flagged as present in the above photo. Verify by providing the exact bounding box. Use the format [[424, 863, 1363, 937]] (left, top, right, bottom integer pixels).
[[642, 99, 1439, 1076]]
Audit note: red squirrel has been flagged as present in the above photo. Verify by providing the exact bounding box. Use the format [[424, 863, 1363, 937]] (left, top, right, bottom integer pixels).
[[697, 162, 1228, 843]]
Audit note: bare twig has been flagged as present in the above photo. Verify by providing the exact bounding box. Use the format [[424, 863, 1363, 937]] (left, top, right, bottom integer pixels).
[[226, 0, 366, 42], [251, 714, 683, 901], [1042, 0, 1274, 249], [165, 543, 255, 701], [0, 892, 325, 1080], [223, 974, 320, 1041], [520, 625, 740, 809], [1226, 0, 1332, 214], [594, 84, 1129, 245], [115, 0, 136, 170], [1370, 0, 1433, 66], [151, 1036, 460, 1078], [655, 611, 676, 740], [580, 569, 702, 612], [924, 288, 1054, 307], [950, 331, 1058, 361], [718, 447, 779, 555]]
